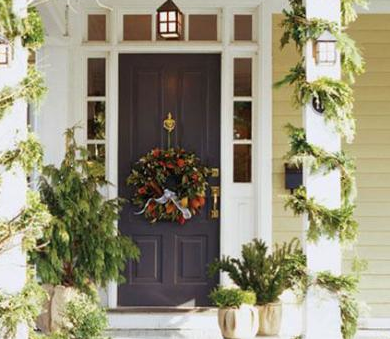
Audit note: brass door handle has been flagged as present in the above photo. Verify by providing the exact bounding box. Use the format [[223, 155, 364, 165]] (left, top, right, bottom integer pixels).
[[210, 186, 220, 219]]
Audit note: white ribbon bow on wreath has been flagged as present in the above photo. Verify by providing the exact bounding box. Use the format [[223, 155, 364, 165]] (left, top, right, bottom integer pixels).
[[134, 189, 192, 220]]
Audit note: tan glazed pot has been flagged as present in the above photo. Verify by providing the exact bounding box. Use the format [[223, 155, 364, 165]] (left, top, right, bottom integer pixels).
[[218, 304, 259, 339], [37, 285, 78, 333], [257, 301, 283, 336]]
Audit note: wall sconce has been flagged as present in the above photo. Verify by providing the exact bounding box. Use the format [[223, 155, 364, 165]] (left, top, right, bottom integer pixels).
[[157, 0, 183, 40], [285, 164, 303, 193], [0, 35, 10, 66], [312, 96, 325, 114], [314, 31, 337, 66]]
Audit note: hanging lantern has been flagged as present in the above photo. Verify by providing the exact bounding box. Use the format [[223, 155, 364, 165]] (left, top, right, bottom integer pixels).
[[157, 0, 183, 40], [314, 31, 337, 66], [0, 35, 10, 66]]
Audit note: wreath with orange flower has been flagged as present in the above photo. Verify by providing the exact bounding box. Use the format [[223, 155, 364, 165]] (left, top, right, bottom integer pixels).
[[127, 148, 209, 225]]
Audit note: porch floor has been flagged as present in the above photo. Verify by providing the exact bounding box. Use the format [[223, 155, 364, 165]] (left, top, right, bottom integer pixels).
[[108, 329, 390, 339]]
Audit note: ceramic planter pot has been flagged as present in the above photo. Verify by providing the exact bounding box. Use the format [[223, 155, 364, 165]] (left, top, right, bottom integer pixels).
[[218, 304, 259, 339], [256, 301, 282, 336], [36, 285, 78, 333]]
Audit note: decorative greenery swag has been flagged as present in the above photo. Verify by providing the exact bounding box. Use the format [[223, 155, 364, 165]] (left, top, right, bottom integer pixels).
[[277, 0, 367, 338]]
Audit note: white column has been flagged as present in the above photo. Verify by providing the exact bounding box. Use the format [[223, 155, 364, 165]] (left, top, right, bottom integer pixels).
[[256, 1, 273, 247], [0, 1, 28, 338], [303, 1, 342, 338]]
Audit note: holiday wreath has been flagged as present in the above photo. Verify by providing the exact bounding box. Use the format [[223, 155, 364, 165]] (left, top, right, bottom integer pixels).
[[127, 147, 209, 225]]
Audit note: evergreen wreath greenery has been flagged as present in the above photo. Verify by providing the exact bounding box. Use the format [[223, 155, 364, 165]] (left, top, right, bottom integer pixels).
[[31, 127, 140, 292], [127, 148, 209, 225], [285, 124, 356, 203], [284, 187, 358, 244], [0, 67, 47, 121]]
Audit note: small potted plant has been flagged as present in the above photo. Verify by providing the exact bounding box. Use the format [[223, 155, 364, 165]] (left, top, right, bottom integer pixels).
[[210, 287, 258, 339], [30, 127, 140, 333], [209, 238, 306, 336]]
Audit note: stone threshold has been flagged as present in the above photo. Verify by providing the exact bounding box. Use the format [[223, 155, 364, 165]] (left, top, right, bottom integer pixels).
[[108, 307, 218, 314]]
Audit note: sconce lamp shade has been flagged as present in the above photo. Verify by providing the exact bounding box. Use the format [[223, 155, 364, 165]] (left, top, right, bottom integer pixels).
[[157, 0, 183, 39], [315, 31, 337, 66]]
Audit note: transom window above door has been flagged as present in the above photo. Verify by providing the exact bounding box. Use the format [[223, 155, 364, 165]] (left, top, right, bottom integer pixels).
[[85, 11, 256, 43]]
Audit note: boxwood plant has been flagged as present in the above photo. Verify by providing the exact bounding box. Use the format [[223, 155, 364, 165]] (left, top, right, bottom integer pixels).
[[209, 287, 256, 309]]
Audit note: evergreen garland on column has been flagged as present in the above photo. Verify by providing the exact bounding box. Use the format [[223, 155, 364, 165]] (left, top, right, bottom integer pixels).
[[277, 0, 368, 338]]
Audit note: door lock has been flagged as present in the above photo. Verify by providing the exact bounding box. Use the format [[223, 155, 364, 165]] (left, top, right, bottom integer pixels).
[[210, 186, 220, 219]]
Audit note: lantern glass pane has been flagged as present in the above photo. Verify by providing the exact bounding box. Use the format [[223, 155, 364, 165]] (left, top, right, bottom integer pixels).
[[317, 41, 336, 64], [169, 22, 176, 32], [168, 11, 176, 21], [160, 23, 168, 32], [160, 11, 168, 22]]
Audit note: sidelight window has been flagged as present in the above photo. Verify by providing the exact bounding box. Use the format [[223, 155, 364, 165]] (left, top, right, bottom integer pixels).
[[233, 58, 253, 183], [86, 57, 106, 177]]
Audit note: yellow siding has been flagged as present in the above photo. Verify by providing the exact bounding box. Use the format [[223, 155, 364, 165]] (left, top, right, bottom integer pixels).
[[272, 14, 390, 317]]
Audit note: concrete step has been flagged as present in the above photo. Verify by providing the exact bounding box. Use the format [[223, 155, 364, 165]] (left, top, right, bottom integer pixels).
[[108, 329, 390, 339]]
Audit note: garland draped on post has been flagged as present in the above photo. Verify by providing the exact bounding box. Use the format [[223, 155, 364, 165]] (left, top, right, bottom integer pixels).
[[0, 67, 47, 120], [0, 2, 49, 338], [277, 0, 368, 338]]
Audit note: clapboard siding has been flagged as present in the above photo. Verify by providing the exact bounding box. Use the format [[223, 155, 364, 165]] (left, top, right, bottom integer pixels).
[[272, 14, 390, 317]]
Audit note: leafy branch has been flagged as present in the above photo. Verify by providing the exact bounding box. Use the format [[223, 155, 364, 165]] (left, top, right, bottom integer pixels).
[[280, 0, 365, 83], [315, 271, 361, 339], [0, 67, 47, 121], [276, 64, 356, 143], [0, 270, 47, 339], [285, 124, 356, 203], [0, 191, 51, 254], [284, 187, 358, 244], [341, 0, 369, 26], [0, 1, 45, 50], [0, 132, 43, 174]]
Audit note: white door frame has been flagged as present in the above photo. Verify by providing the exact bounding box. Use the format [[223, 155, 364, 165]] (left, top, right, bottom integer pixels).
[[66, 0, 273, 308]]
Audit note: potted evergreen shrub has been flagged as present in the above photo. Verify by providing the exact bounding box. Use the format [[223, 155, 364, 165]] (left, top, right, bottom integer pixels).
[[209, 238, 306, 336], [210, 287, 258, 339], [30, 127, 140, 333]]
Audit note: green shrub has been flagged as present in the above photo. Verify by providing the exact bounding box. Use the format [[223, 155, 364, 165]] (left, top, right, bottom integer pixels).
[[30, 127, 140, 292], [209, 238, 306, 305], [32, 291, 109, 339], [209, 287, 256, 308], [57, 292, 108, 339]]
